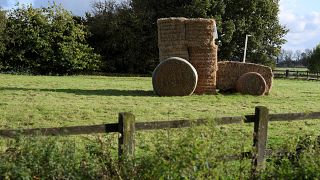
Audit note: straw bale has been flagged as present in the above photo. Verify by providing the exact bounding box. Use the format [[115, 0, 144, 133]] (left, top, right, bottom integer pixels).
[[188, 46, 217, 94], [217, 61, 273, 94], [236, 72, 267, 96], [159, 44, 189, 61], [194, 87, 217, 95], [157, 17, 218, 95], [185, 18, 216, 47], [157, 18, 187, 46], [152, 57, 198, 96]]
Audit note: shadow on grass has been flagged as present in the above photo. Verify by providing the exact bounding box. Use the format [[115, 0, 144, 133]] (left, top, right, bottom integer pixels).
[[0, 87, 155, 97]]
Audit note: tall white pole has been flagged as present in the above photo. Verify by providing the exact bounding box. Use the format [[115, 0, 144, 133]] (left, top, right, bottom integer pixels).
[[243, 34, 251, 63]]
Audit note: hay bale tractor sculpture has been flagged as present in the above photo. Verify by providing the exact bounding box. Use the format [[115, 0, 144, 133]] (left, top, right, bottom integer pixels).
[[152, 17, 273, 96]]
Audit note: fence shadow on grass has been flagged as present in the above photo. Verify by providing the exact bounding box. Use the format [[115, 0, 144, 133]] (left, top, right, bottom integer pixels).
[[0, 87, 155, 97]]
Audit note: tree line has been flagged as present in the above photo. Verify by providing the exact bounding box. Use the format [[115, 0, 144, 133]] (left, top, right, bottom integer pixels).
[[0, 0, 292, 75], [277, 47, 320, 73]]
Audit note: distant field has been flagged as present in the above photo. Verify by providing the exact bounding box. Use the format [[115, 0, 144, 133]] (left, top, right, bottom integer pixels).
[[1, 74, 320, 178], [275, 67, 308, 71]]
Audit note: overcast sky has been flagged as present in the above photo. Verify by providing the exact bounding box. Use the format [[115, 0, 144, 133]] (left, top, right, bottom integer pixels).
[[1, 0, 320, 51]]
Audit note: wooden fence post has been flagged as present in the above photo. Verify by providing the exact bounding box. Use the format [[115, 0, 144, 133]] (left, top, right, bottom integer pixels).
[[251, 106, 269, 177], [118, 112, 135, 161], [285, 70, 289, 78]]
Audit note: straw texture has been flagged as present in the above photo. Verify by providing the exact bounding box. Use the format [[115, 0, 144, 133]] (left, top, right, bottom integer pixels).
[[152, 57, 198, 96], [159, 44, 189, 61], [157, 17, 218, 94], [217, 61, 273, 94], [236, 72, 267, 96], [189, 46, 218, 94], [185, 18, 216, 47]]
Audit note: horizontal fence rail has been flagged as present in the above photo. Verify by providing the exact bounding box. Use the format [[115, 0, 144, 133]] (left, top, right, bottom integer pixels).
[[1, 112, 320, 138]]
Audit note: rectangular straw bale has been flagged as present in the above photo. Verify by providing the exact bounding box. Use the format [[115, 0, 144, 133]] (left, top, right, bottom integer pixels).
[[159, 45, 189, 61], [158, 18, 187, 47], [194, 87, 216, 94], [188, 46, 217, 60], [185, 18, 216, 47], [188, 45, 217, 94]]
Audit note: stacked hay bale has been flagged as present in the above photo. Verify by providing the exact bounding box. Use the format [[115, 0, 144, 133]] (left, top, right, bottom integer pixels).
[[152, 57, 198, 96], [217, 61, 273, 94], [157, 18, 218, 94], [186, 19, 218, 94], [157, 18, 189, 61]]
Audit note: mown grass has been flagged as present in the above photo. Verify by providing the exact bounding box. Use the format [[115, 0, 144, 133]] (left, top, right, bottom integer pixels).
[[275, 67, 308, 71], [1, 74, 320, 127], [1, 74, 320, 178]]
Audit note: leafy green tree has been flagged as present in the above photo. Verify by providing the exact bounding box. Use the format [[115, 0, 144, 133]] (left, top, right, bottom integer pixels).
[[86, 0, 287, 73], [1, 4, 100, 75], [0, 9, 6, 58], [86, 1, 157, 74], [307, 44, 320, 73], [219, 0, 287, 67], [132, 0, 287, 67]]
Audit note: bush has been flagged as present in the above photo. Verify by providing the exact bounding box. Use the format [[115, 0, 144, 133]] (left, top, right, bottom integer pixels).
[[0, 136, 120, 179], [0, 123, 251, 179], [262, 135, 320, 179], [1, 4, 100, 75], [3, 125, 320, 179], [0, 9, 6, 62], [307, 44, 320, 73]]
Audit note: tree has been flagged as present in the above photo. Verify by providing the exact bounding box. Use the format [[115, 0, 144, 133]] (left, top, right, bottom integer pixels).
[[300, 49, 312, 67], [0, 8, 6, 59], [86, 1, 158, 74], [307, 44, 320, 73], [222, 0, 287, 67], [86, 0, 287, 74], [1, 4, 100, 75], [131, 0, 287, 68]]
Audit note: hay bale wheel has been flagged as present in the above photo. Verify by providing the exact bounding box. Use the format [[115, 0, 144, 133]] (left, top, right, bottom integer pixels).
[[236, 72, 267, 96], [152, 57, 198, 96]]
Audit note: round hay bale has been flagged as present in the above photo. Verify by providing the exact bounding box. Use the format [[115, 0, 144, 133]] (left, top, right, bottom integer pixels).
[[152, 57, 198, 96], [236, 72, 267, 96]]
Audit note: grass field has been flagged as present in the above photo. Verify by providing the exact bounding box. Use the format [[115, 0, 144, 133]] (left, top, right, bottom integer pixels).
[[1, 74, 320, 127], [1, 74, 320, 178], [1, 74, 320, 143], [275, 67, 308, 71]]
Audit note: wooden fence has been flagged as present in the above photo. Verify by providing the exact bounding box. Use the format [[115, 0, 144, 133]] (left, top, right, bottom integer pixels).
[[273, 69, 320, 80], [1, 106, 320, 176]]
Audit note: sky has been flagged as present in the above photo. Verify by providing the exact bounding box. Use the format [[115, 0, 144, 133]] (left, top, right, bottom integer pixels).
[[0, 0, 320, 51]]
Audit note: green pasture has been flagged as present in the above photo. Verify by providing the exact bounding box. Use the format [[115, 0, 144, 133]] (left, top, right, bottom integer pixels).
[[275, 67, 308, 71], [1, 74, 320, 178], [0, 74, 320, 127], [1, 74, 320, 142], [1, 73, 320, 147]]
